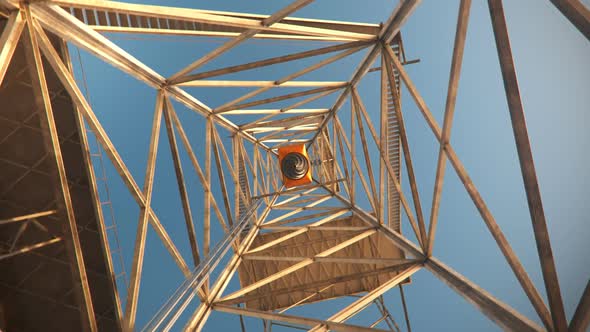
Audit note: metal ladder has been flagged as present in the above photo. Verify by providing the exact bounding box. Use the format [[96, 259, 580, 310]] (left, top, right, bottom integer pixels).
[[385, 44, 402, 232], [86, 125, 129, 294]]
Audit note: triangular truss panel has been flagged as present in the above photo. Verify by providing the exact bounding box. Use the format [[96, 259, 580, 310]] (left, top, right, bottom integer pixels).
[[0, 0, 588, 331]]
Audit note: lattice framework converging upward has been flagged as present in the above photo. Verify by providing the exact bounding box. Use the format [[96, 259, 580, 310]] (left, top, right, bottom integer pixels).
[[0, 0, 588, 331]]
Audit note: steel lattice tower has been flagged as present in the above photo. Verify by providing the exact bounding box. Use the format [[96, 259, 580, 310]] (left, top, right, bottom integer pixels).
[[0, 0, 588, 331]]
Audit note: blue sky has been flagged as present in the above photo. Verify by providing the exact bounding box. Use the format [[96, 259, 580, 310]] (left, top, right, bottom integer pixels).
[[70, 1, 589, 330]]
